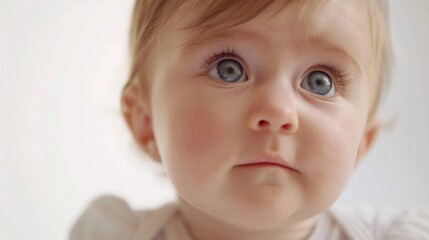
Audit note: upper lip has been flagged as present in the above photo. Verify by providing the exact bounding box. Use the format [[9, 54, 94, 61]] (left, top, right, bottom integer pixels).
[[237, 155, 298, 172]]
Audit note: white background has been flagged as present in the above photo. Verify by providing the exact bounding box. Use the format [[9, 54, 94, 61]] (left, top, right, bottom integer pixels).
[[1, 1, 428, 239]]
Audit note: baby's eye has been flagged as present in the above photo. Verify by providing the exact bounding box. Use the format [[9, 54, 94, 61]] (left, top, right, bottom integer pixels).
[[300, 71, 336, 97], [208, 59, 247, 83]]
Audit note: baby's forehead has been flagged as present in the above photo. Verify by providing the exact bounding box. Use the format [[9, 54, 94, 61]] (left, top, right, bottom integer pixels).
[[171, 0, 370, 33], [167, 0, 373, 69], [171, 1, 370, 45]]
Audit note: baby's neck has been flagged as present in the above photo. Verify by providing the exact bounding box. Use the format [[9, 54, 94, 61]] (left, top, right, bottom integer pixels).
[[178, 199, 319, 240]]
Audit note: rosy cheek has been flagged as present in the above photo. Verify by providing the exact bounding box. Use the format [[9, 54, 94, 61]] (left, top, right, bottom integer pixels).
[[159, 101, 228, 183], [174, 106, 218, 162], [297, 113, 361, 202]]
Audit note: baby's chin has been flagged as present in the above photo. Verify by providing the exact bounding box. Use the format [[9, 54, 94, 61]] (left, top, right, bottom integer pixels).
[[233, 199, 306, 226], [208, 203, 319, 233], [185, 192, 316, 231]]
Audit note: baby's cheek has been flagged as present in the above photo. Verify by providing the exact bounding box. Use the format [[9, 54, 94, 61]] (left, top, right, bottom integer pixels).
[[298, 119, 360, 209], [175, 106, 218, 161], [161, 102, 228, 183]]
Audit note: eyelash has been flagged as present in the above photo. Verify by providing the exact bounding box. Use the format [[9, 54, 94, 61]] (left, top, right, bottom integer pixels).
[[201, 47, 243, 71], [309, 63, 353, 92], [201, 48, 352, 91]]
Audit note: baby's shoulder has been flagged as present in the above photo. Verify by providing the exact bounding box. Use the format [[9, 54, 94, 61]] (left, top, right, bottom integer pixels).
[[69, 195, 178, 240], [328, 203, 429, 239]]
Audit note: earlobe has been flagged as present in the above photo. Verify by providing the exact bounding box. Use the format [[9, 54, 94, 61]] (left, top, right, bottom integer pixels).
[[121, 81, 161, 162], [355, 117, 382, 167]]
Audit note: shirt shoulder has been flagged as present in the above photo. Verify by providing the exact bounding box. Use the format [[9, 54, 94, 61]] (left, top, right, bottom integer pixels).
[[328, 204, 429, 239], [69, 195, 178, 240], [385, 208, 429, 239]]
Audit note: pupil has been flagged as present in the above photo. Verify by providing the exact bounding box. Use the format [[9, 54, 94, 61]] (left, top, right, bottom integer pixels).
[[309, 71, 331, 95], [217, 59, 242, 82]]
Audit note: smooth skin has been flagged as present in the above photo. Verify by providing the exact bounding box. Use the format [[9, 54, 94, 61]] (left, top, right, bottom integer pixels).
[[123, 0, 381, 239]]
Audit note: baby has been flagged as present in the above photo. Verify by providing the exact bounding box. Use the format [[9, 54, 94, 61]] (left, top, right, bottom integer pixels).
[[71, 0, 429, 239]]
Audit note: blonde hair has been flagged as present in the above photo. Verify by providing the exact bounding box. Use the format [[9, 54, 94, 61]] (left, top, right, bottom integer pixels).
[[123, 0, 392, 120]]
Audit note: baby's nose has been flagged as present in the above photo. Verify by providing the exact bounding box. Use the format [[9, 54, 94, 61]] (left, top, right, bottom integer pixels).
[[247, 98, 299, 135]]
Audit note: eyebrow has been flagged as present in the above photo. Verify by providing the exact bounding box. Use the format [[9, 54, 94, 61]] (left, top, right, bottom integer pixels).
[[303, 37, 362, 75], [179, 29, 269, 54], [179, 28, 362, 75]]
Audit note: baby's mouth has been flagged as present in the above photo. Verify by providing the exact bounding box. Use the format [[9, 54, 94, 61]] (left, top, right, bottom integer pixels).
[[237, 156, 298, 172]]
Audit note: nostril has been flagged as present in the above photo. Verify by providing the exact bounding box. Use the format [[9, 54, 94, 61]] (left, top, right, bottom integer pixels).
[[256, 120, 295, 132], [258, 120, 270, 128]]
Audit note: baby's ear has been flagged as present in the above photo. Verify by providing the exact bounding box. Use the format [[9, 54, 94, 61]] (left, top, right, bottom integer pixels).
[[121, 81, 161, 162], [355, 117, 381, 167]]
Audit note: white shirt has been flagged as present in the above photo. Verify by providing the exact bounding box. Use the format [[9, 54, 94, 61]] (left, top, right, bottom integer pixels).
[[70, 196, 429, 240]]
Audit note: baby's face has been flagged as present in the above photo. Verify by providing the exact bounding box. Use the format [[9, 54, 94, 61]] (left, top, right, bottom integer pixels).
[[145, 0, 376, 228]]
